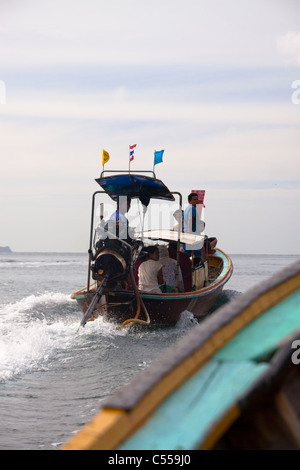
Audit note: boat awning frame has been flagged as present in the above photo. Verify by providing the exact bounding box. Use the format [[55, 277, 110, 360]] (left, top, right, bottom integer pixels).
[[95, 173, 175, 206]]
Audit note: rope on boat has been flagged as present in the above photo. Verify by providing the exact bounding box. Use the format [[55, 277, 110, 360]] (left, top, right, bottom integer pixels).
[[120, 204, 150, 328], [73, 281, 97, 295], [121, 267, 150, 328]]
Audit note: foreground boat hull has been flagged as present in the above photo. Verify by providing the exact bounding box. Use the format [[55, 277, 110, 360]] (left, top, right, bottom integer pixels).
[[72, 248, 233, 326], [63, 259, 300, 450]]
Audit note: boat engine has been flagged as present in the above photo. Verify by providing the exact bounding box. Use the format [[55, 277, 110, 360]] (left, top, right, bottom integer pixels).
[[92, 237, 132, 281]]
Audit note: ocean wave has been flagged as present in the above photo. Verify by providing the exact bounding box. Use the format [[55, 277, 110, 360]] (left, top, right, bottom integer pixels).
[[0, 292, 75, 381], [175, 310, 199, 329], [223, 289, 242, 300], [0, 319, 77, 382], [0, 259, 85, 268], [201, 289, 241, 315], [0, 292, 74, 320], [0, 292, 129, 383]]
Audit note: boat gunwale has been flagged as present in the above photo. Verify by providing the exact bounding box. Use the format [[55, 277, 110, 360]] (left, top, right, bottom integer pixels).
[[71, 249, 233, 301], [103, 259, 300, 412], [63, 259, 300, 451]]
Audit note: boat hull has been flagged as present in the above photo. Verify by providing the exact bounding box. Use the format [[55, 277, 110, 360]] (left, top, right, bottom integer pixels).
[[63, 259, 300, 451], [72, 249, 233, 326]]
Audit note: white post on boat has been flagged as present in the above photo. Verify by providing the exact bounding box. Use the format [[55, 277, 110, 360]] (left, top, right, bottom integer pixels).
[[92, 202, 105, 249], [176, 214, 181, 292], [172, 191, 183, 293]]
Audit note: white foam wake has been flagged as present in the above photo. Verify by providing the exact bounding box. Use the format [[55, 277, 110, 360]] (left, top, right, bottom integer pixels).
[[0, 292, 73, 320], [0, 292, 127, 382], [0, 293, 75, 381]]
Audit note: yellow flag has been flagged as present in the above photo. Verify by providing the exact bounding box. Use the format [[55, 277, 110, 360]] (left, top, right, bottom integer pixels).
[[102, 149, 110, 166]]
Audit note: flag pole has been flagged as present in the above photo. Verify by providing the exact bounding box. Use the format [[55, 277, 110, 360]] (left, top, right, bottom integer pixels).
[[128, 144, 136, 172]]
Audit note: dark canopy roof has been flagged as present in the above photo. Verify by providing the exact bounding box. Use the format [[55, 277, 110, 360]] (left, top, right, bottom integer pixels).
[[95, 174, 175, 206]]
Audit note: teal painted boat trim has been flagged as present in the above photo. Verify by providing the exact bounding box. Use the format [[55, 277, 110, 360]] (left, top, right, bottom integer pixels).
[[118, 287, 300, 450], [73, 249, 231, 302], [215, 288, 300, 362], [118, 359, 268, 450]]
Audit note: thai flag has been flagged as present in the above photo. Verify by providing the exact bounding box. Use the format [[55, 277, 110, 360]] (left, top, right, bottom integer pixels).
[[129, 144, 136, 162]]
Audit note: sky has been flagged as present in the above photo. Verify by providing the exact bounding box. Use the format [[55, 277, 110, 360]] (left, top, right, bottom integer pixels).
[[0, 0, 299, 254]]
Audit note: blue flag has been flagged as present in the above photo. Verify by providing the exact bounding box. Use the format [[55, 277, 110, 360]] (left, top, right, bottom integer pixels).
[[154, 149, 164, 166]]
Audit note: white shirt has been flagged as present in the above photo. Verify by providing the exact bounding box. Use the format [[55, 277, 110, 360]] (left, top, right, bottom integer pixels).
[[94, 219, 106, 245], [109, 210, 129, 225], [183, 205, 205, 233], [160, 257, 184, 292], [138, 259, 162, 294], [108, 210, 135, 239], [183, 205, 205, 251]]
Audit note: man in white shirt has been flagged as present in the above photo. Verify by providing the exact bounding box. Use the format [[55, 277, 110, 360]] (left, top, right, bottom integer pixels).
[[108, 196, 135, 240], [183, 193, 205, 258], [138, 246, 164, 294], [158, 245, 184, 292]]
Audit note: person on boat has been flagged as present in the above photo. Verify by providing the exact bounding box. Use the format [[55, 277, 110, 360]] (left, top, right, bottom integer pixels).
[[183, 193, 204, 234], [183, 193, 217, 260], [158, 245, 184, 292], [108, 196, 134, 241], [168, 242, 193, 292], [90, 195, 135, 269], [110, 195, 131, 224], [134, 248, 148, 285], [92, 196, 134, 249], [138, 245, 164, 294], [172, 209, 184, 232], [183, 193, 204, 261], [93, 209, 106, 247], [203, 222, 218, 254]]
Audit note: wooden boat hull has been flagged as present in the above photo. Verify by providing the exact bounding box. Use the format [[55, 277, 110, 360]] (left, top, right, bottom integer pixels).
[[63, 259, 300, 450], [72, 248, 233, 326]]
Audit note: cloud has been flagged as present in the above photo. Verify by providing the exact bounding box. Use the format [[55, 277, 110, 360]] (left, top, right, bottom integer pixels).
[[1, 0, 300, 253], [2, 91, 299, 126], [277, 31, 300, 66], [1, 0, 300, 68]]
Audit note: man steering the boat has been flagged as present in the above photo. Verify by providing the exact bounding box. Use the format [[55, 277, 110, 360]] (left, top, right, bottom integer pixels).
[[109, 196, 131, 228], [183, 193, 217, 264], [93, 196, 135, 245], [89, 195, 137, 262], [89, 195, 142, 289]]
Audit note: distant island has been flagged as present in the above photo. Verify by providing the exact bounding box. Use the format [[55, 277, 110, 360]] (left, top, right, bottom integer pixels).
[[0, 246, 12, 253]]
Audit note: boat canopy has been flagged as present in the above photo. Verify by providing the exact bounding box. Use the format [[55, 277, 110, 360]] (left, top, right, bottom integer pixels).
[[95, 174, 175, 206], [136, 229, 205, 248]]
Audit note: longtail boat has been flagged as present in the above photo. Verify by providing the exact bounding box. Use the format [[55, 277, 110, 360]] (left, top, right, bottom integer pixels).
[[72, 170, 233, 327], [63, 259, 300, 450]]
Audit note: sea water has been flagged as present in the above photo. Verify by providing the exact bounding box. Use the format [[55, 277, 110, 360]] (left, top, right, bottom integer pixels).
[[0, 252, 299, 450]]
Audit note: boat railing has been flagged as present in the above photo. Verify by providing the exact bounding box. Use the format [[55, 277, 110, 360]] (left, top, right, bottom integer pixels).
[[100, 169, 157, 178]]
